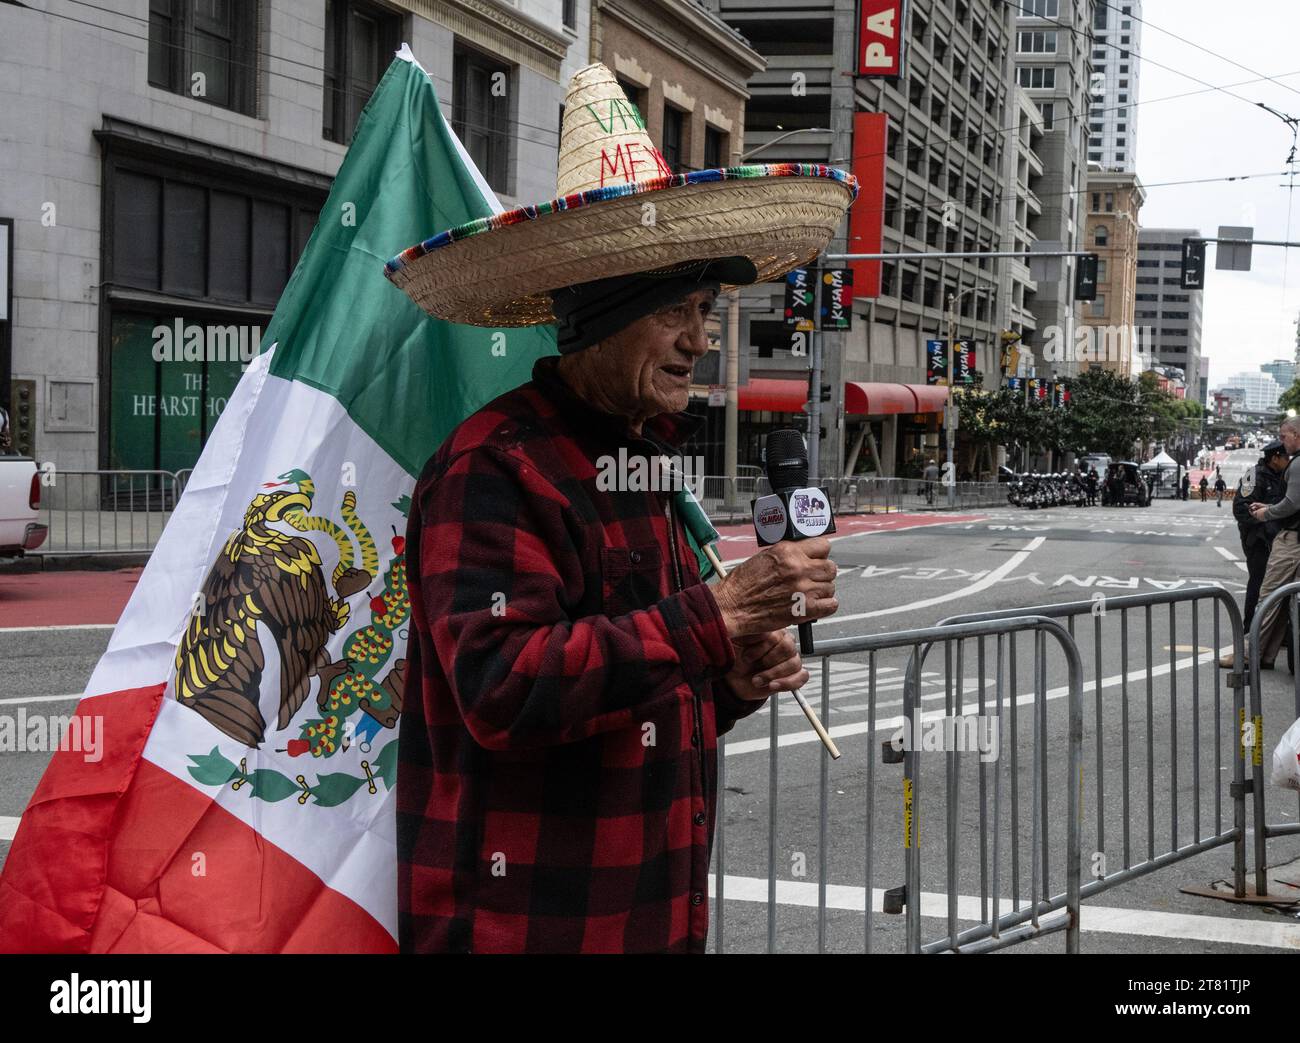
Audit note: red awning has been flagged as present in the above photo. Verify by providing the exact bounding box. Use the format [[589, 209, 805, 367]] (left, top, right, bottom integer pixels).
[[737, 378, 807, 413], [910, 385, 950, 414], [844, 382, 948, 417], [736, 380, 950, 416]]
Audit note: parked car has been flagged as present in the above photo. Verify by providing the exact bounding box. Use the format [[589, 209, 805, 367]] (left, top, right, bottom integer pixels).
[[1100, 461, 1151, 507], [0, 407, 47, 558]]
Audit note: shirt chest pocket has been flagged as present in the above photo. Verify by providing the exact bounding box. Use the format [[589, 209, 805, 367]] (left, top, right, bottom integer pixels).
[[601, 544, 666, 617]]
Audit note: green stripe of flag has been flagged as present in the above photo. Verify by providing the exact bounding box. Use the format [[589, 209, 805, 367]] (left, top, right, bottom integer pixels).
[[262, 51, 556, 479]]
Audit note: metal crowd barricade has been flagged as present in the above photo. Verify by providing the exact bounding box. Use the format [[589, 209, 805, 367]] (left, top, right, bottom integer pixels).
[[932, 585, 1251, 904], [39, 469, 185, 555], [1246, 579, 1300, 894], [711, 613, 1084, 954]]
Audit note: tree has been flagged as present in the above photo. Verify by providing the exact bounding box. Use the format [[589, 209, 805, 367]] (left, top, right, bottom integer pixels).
[[1280, 379, 1300, 416], [1060, 368, 1152, 458]]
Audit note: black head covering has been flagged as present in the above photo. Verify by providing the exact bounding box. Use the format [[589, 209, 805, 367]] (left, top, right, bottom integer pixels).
[[550, 256, 759, 354], [1263, 440, 1286, 459]]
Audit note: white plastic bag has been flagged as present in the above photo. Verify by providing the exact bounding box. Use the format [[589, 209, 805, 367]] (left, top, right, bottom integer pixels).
[[1270, 716, 1300, 791]]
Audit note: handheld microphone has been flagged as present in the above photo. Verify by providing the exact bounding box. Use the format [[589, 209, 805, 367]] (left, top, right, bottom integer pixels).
[[753, 429, 836, 655]]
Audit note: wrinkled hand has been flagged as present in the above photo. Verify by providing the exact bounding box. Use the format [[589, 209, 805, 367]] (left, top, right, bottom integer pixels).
[[723, 629, 809, 703]]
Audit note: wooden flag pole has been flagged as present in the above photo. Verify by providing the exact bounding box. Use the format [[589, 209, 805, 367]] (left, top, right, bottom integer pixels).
[[702, 543, 842, 760]]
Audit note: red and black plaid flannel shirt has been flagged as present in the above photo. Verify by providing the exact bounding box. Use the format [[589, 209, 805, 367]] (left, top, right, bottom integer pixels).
[[397, 354, 764, 953]]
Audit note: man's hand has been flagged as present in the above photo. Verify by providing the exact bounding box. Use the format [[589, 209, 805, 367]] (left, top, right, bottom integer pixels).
[[711, 538, 838, 640], [723, 629, 809, 703], [1250, 502, 1270, 520]]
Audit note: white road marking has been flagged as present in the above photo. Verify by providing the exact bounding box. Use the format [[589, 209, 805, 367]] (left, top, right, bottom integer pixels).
[[724, 642, 1231, 756], [827, 537, 1045, 625], [1215, 545, 1250, 573], [0, 624, 115, 633], [0, 693, 82, 707], [0, 816, 18, 842], [711, 874, 1300, 950]]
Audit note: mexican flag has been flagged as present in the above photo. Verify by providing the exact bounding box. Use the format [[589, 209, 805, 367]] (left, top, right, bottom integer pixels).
[[0, 45, 557, 953]]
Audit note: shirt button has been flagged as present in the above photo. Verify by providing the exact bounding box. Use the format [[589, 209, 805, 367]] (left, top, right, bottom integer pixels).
[[630, 550, 642, 564], [691, 892, 704, 906], [694, 811, 706, 826]]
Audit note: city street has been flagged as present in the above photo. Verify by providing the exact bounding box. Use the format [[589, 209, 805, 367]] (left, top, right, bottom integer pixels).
[[7, 484, 1300, 953]]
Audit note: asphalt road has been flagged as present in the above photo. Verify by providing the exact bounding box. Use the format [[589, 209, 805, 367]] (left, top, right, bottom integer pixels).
[[4, 447, 1300, 955]]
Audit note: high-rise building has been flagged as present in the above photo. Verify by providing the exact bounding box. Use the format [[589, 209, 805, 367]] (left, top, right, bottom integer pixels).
[[1086, 0, 1140, 171], [1136, 228, 1204, 402], [1261, 359, 1296, 393], [1219, 373, 1282, 413], [716, 0, 1019, 478], [1013, 0, 1097, 379], [1078, 170, 1145, 377]]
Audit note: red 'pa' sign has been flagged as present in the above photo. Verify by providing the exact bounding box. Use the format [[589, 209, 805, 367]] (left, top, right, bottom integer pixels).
[[858, 0, 904, 77]]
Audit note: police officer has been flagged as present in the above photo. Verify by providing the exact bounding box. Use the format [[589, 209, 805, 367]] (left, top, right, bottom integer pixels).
[[1232, 440, 1289, 629]]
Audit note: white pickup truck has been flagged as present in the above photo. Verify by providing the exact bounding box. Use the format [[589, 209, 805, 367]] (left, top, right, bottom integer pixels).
[[0, 407, 47, 558]]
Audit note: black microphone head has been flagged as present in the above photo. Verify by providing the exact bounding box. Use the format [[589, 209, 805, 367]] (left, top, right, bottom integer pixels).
[[766, 429, 809, 491]]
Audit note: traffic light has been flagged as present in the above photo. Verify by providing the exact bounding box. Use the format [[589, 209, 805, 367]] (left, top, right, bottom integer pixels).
[[1180, 238, 1206, 290], [819, 382, 832, 403], [1074, 253, 1098, 301]]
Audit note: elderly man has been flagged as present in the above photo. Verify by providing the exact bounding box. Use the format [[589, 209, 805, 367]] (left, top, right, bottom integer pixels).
[[383, 63, 857, 952], [1221, 417, 1300, 669], [396, 263, 837, 953]]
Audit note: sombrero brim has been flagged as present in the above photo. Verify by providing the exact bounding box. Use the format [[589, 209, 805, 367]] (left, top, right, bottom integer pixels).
[[384, 163, 858, 327]]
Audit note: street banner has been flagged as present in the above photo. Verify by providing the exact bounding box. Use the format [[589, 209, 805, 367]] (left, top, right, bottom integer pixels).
[[955, 338, 976, 384], [857, 0, 905, 77], [820, 268, 853, 329], [784, 267, 815, 329], [926, 339, 948, 385], [847, 112, 886, 298], [0, 46, 560, 953]]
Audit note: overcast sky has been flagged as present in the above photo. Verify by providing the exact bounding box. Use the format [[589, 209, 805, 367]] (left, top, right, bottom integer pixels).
[[1136, 0, 1300, 391]]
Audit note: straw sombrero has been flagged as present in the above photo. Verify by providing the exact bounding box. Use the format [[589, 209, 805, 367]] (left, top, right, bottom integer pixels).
[[385, 62, 858, 326]]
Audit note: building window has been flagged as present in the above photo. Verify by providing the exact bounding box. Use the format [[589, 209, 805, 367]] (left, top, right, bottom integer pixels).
[[704, 125, 727, 169], [1120, 64, 1129, 73], [1094, 5, 1108, 29], [1018, 66, 1056, 89], [1095, 224, 1109, 246], [1091, 192, 1100, 211], [1120, 34, 1130, 44], [563, 0, 576, 30], [1104, 192, 1114, 212], [616, 78, 646, 123], [1019, 0, 1058, 15], [1088, 151, 1102, 161], [1040, 102, 1054, 130], [323, 0, 403, 145], [1115, 151, 1125, 160], [662, 103, 686, 173], [453, 44, 512, 194], [148, 0, 259, 115], [1091, 293, 1106, 318], [1097, 259, 1108, 281], [102, 149, 323, 472], [1017, 30, 1057, 53]]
